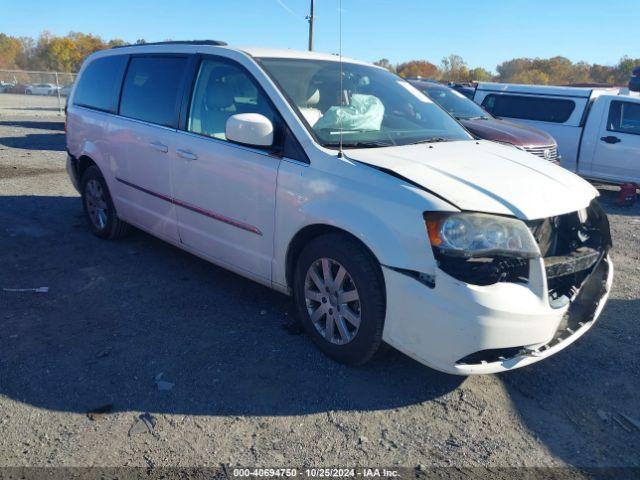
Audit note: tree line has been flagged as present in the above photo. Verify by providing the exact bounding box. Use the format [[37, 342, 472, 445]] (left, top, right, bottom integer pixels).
[[0, 32, 132, 73], [379, 54, 637, 86], [0, 31, 637, 87]]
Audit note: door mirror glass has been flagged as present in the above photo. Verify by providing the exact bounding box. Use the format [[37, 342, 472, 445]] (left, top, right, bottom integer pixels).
[[226, 113, 274, 147]]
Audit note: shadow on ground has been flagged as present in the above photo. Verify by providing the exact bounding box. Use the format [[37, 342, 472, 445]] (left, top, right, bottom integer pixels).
[[0, 120, 65, 131], [0, 132, 65, 151], [501, 296, 640, 466], [0, 195, 463, 417]]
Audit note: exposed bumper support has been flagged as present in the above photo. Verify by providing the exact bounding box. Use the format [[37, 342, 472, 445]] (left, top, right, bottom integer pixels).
[[452, 255, 612, 375]]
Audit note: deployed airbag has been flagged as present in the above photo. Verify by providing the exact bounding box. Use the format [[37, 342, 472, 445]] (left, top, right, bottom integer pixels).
[[315, 94, 384, 131]]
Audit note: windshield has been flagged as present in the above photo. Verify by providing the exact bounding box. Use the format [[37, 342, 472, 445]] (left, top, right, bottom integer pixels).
[[258, 58, 472, 148], [420, 85, 491, 120]]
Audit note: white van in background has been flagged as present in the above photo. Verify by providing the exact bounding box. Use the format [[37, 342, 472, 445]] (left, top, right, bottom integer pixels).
[[474, 83, 640, 185]]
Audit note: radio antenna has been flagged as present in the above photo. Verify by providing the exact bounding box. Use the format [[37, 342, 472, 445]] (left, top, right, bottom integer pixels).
[[337, 0, 344, 158]]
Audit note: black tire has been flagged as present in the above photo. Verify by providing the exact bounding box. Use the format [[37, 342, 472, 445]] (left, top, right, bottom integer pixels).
[[80, 165, 130, 239], [293, 233, 386, 366]]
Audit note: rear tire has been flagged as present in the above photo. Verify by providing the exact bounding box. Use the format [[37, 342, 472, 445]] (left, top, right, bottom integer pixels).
[[80, 165, 130, 240], [293, 233, 386, 366]]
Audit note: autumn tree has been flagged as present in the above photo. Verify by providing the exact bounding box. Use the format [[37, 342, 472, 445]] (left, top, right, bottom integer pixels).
[[440, 54, 470, 82], [615, 56, 640, 84], [396, 60, 439, 79], [509, 69, 550, 85], [0, 34, 23, 68], [494, 55, 640, 85], [373, 58, 395, 72], [468, 67, 493, 82], [0, 31, 131, 73], [496, 58, 533, 82], [590, 64, 616, 84]]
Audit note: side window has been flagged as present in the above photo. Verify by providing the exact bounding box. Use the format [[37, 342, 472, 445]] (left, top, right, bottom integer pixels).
[[482, 94, 575, 123], [188, 58, 275, 141], [608, 101, 640, 136], [73, 55, 128, 113], [119, 56, 188, 128]]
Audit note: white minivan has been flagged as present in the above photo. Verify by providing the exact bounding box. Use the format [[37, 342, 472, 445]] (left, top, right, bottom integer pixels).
[[66, 41, 613, 375]]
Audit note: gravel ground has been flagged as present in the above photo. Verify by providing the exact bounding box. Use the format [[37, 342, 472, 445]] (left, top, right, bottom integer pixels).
[[0, 93, 64, 117], [0, 115, 638, 473]]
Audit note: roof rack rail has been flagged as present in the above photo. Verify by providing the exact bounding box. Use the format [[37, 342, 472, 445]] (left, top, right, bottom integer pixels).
[[113, 40, 227, 49]]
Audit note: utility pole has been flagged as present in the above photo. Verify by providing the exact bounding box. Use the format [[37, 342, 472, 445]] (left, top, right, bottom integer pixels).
[[307, 0, 315, 51]]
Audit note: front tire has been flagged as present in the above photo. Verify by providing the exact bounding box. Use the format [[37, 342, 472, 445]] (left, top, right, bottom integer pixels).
[[293, 233, 386, 365], [80, 165, 130, 239]]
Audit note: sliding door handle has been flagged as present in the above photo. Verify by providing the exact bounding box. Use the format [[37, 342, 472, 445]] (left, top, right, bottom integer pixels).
[[177, 149, 198, 161], [150, 141, 169, 153]]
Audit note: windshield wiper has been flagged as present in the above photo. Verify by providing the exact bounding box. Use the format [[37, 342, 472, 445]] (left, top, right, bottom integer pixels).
[[407, 137, 452, 145], [324, 140, 393, 149], [455, 115, 489, 121]]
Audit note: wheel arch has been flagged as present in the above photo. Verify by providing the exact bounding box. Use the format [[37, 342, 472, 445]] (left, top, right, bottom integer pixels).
[[285, 223, 383, 291], [277, 194, 438, 293], [77, 154, 98, 182]]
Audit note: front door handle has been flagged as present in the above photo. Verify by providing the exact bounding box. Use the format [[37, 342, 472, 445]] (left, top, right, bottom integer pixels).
[[177, 149, 198, 161], [150, 141, 169, 153], [600, 136, 621, 144]]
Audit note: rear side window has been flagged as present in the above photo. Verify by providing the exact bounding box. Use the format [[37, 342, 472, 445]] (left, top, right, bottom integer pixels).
[[482, 94, 575, 123], [608, 101, 640, 136], [119, 56, 188, 128], [73, 55, 128, 113]]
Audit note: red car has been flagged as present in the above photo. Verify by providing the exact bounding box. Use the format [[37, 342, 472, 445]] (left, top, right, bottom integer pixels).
[[410, 80, 560, 163]]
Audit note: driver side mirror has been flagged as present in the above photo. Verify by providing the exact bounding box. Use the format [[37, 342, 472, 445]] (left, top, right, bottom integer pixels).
[[226, 113, 274, 148]]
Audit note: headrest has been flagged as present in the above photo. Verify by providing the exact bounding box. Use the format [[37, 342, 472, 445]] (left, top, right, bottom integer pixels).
[[305, 88, 320, 106], [293, 86, 320, 107], [205, 74, 235, 110]]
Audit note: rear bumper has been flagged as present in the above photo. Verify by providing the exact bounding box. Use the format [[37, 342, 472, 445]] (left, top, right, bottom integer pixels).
[[381, 254, 613, 375]]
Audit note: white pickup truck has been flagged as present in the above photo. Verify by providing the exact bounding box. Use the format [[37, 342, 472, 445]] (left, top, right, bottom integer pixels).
[[474, 83, 640, 185]]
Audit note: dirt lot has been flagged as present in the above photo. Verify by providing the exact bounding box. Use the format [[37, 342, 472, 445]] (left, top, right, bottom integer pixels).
[[0, 93, 64, 117], [0, 114, 638, 473]]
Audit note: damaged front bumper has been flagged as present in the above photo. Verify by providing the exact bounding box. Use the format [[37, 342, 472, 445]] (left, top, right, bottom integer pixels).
[[381, 253, 613, 375]]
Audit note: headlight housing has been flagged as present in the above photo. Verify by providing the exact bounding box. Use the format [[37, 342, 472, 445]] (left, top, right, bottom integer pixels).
[[424, 212, 540, 259]]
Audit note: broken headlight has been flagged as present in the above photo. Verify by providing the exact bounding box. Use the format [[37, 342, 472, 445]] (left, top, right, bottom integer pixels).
[[424, 212, 540, 285], [424, 212, 540, 259]]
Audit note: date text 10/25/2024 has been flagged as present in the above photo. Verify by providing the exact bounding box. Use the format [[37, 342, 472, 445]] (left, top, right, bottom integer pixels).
[[232, 468, 400, 478]]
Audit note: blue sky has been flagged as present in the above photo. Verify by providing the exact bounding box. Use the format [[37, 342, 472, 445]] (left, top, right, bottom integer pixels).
[[2, 0, 637, 71]]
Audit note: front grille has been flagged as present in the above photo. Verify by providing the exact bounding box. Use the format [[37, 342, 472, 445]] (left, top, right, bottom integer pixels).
[[524, 144, 558, 162]]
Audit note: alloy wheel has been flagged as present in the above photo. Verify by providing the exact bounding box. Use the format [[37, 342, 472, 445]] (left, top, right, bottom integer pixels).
[[85, 178, 108, 230], [304, 257, 362, 345]]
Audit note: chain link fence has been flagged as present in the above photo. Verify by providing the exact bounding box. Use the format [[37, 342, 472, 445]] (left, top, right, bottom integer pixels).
[[0, 69, 78, 116]]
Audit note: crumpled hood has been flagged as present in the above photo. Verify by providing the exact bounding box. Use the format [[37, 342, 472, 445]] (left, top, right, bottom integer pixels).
[[348, 140, 598, 220]]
